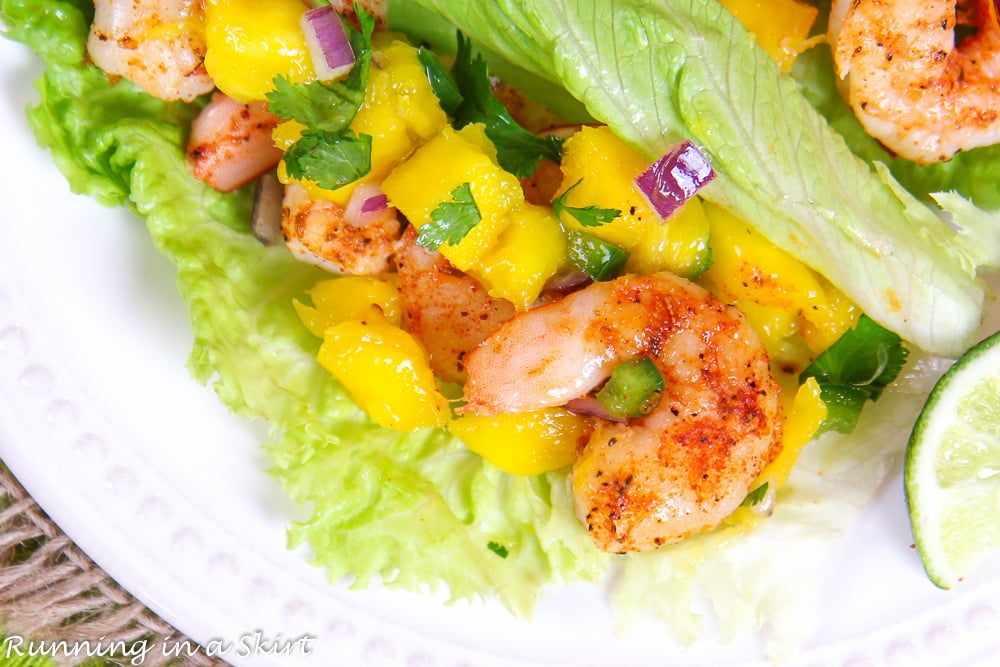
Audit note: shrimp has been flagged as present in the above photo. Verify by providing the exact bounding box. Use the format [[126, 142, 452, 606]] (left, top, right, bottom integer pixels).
[[87, 0, 214, 102], [463, 273, 783, 552], [281, 183, 401, 276], [830, 0, 1000, 163], [187, 93, 284, 193], [394, 227, 516, 384]]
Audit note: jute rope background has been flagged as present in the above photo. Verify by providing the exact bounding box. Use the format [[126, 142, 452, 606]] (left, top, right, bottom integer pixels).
[[0, 465, 228, 666]]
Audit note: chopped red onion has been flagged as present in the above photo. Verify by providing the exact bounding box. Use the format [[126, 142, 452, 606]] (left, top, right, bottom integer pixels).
[[564, 396, 627, 423], [301, 6, 356, 81], [634, 140, 716, 220], [360, 193, 388, 213], [344, 183, 393, 228]]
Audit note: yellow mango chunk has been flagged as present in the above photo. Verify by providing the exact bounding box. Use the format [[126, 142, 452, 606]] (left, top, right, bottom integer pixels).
[[718, 0, 821, 72], [725, 376, 827, 526], [626, 195, 712, 277], [317, 308, 449, 431], [381, 125, 522, 270], [700, 202, 858, 373], [204, 0, 313, 103], [476, 204, 566, 310], [449, 408, 590, 476], [556, 126, 656, 250], [294, 275, 401, 337]]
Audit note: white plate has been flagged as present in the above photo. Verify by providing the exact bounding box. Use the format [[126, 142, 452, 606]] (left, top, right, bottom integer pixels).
[[2, 33, 1000, 667]]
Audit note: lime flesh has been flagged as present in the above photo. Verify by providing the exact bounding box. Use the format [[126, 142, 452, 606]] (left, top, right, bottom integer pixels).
[[905, 330, 1000, 589]]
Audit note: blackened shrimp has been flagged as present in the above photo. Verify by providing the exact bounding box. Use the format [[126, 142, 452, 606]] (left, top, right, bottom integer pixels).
[[186, 92, 284, 193], [87, 0, 214, 102], [830, 0, 1000, 163], [463, 273, 783, 552], [394, 226, 515, 385], [281, 183, 401, 276]]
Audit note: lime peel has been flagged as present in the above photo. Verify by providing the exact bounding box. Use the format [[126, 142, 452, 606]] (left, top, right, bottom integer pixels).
[[905, 329, 1000, 589]]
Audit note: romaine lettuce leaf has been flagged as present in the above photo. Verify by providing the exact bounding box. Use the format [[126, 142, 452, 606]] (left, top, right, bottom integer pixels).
[[2, 0, 604, 616], [396, 0, 1000, 358]]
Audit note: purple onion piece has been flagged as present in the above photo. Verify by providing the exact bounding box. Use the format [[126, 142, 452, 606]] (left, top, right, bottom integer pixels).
[[564, 396, 628, 423], [634, 140, 716, 220], [301, 6, 356, 81], [360, 193, 388, 214]]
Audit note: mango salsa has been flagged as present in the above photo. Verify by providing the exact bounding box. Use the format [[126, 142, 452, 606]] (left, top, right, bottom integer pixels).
[[317, 307, 449, 431], [700, 202, 858, 373], [274, 40, 449, 204], [449, 408, 591, 476], [556, 126, 711, 277], [381, 124, 562, 308]]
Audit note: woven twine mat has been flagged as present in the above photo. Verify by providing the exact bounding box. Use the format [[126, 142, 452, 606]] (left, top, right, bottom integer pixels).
[[0, 464, 228, 666]]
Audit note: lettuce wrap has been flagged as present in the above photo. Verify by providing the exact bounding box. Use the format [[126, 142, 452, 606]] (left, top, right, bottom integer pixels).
[[3, 0, 997, 660]]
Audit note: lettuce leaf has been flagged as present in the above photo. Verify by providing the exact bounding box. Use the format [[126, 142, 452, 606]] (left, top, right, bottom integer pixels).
[[396, 0, 1000, 358], [2, 0, 604, 616]]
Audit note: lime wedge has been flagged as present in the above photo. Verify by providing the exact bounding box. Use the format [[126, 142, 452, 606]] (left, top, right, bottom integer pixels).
[[905, 329, 1000, 589]]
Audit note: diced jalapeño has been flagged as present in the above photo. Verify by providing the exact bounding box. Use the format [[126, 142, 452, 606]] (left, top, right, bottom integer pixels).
[[596, 356, 665, 418], [566, 230, 628, 282]]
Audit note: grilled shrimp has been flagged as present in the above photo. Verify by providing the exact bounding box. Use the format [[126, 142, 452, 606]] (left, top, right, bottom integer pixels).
[[281, 183, 401, 276], [463, 273, 783, 552], [830, 0, 1000, 163], [394, 227, 516, 385], [87, 0, 214, 102], [187, 93, 284, 193]]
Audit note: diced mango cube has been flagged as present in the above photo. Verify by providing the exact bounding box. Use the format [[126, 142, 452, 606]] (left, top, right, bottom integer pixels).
[[381, 125, 522, 270], [627, 195, 712, 277], [718, 0, 820, 72], [476, 204, 566, 310], [294, 275, 401, 337], [317, 307, 449, 431], [449, 408, 590, 476], [556, 126, 654, 250], [204, 0, 313, 103]]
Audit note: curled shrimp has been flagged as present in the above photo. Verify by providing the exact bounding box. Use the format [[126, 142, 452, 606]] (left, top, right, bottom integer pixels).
[[187, 93, 284, 193], [87, 0, 214, 102], [281, 183, 401, 276], [394, 227, 515, 385], [463, 273, 783, 552], [830, 0, 1000, 163]]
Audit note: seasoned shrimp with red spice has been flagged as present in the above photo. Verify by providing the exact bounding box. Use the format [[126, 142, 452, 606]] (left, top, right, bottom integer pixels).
[[87, 0, 214, 101], [463, 273, 784, 552], [830, 0, 1000, 162]]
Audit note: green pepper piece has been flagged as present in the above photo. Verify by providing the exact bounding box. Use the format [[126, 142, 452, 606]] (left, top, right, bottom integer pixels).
[[596, 356, 665, 418], [566, 230, 628, 282]]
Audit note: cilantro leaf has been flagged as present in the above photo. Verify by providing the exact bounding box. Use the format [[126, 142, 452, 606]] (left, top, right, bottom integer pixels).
[[416, 183, 482, 251], [800, 315, 909, 434], [266, 7, 377, 187], [742, 482, 770, 507], [266, 73, 367, 133], [449, 33, 563, 178], [552, 179, 621, 227], [417, 46, 463, 116], [487, 541, 509, 558], [282, 130, 373, 190]]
